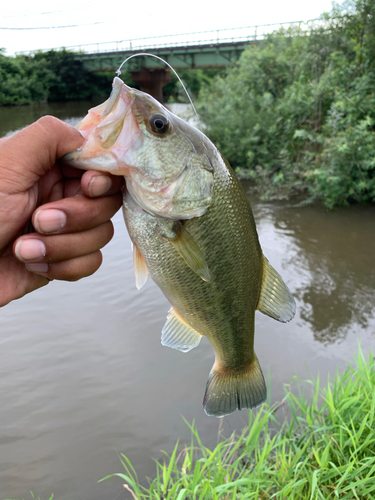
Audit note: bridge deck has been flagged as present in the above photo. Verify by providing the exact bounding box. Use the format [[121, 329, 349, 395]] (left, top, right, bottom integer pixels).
[[16, 20, 324, 73]]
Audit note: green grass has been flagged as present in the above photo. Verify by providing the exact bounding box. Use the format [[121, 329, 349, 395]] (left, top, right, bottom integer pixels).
[[3, 493, 54, 500], [103, 347, 375, 499]]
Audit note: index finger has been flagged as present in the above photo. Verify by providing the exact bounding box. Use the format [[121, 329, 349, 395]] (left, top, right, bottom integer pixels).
[[32, 191, 122, 235]]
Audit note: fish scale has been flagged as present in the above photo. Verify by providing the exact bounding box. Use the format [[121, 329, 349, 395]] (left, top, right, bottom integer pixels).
[[124, 161, 262, 385]]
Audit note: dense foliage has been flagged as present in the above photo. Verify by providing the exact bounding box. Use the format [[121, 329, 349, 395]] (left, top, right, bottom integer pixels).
[[163, 68, 225, 102], [199, 0, 375, 207], [0, 49, 114, 105]]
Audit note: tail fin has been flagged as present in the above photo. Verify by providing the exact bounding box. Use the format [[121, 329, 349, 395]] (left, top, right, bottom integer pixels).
[[203, 355, 266, 417]]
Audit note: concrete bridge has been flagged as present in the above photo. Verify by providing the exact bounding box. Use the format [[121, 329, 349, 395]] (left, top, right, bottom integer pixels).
[[22, 21, 319, 101], [70, 20, 316, 69], [77, 36, 250, 101]]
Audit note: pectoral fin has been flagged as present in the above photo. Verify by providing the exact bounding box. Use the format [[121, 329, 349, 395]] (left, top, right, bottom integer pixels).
[[161, 308, 202, 352], [161, 222, 210, 282], [132, 243, 148, 290], [257, 255, 296, 322]]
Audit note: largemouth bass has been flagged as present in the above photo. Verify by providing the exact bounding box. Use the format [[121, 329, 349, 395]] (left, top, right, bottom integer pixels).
[[63, 77, 296, 417]]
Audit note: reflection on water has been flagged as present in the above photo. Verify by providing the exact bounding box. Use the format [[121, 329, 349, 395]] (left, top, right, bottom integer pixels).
[[0, 100, 103, 137], [1, 103, 375, 500], [256, 199, 375, 344]]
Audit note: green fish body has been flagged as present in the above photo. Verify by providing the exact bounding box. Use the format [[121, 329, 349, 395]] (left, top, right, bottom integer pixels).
[[63, 77, 296, 417]]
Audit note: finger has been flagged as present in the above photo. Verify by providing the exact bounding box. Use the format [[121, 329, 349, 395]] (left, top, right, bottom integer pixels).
[[49, 172, 124, 200], [26, 251, 103, 282], [0, 116, 84, 191], [80, 170, 124, 198], [32, 191, 122, 235], [37, 163, 65, 204], [60, 165, 85, 179], [0, 253, 50, 307], [63, 178, 82, 198], [14, 221, 114, 264]]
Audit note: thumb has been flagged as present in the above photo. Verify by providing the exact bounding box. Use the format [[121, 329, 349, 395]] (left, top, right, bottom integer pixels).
[[0, 116, 84, 191]]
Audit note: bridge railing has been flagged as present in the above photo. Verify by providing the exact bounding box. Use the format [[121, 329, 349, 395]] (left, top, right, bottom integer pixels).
[[17, 19, 324, 56]]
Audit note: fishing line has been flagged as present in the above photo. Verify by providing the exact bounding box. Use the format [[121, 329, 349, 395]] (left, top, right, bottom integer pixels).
[[116, 53, 198, 118]]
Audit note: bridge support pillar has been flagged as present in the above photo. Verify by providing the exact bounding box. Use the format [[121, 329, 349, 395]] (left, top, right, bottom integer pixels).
[[130, 68, 171, 103]]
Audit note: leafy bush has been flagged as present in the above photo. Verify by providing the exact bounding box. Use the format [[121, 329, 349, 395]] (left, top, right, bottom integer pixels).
[[0, 50, 112, 106], [199, 0, 375, 207], [164, 68, 225, 102]]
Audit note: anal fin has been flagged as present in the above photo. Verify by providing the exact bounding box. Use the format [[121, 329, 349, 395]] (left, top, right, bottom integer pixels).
[[133, 243, 148, 290], [161, 308, 202, 353], [257, 255, 296, 323]]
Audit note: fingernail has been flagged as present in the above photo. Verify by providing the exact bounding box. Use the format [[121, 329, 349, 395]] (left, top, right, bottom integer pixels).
[[34, 209, 67, 234], [15, 239, 46, 262], [89, 175, 112, 197], [26, 263, 49, 274]]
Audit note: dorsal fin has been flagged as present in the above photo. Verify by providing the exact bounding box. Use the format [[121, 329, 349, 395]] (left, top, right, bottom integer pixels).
[[161, 308, 202, 352], [257, 255, 296, 323]]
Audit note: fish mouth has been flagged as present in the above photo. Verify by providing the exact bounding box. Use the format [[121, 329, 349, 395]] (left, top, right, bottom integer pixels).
[[101, 77, 125, 118], [61, 77, 137, 174]]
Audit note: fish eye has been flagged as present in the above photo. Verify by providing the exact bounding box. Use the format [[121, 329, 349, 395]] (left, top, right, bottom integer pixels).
[[150, 114, 169, 134]]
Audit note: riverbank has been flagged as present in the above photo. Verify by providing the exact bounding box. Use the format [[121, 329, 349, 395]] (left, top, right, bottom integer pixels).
[[104, 346, 375, 500], [2, 348, 374, 499]]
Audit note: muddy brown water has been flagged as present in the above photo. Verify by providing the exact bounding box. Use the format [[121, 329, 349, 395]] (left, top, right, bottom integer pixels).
[[1, 102, 375, 500]]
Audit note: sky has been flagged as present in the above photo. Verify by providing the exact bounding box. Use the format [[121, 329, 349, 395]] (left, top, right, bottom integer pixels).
[[2, 0, 345, 56]]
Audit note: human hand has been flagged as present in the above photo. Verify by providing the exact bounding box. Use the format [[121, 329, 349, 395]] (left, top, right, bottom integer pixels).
[[0, 116, 123, 307]]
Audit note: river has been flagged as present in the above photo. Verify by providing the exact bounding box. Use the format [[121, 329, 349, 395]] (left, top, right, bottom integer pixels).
[[1, 101, 374, 500]]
